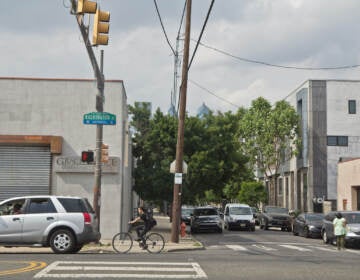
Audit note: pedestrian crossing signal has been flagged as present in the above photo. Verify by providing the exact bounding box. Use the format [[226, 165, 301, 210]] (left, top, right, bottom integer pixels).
[[81, 151, 94, 163]]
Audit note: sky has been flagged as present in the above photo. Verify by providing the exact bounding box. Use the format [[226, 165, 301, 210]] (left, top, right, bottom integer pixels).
[[2, 0, 360, 116]]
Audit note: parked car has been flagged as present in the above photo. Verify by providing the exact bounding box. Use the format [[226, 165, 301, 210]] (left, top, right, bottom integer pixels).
[[181, 206, 195, 225], [258, 206, 292, 231], [321, 211, 360, 247], [0, 195, 100, 253], [224, 203, 256, 231], [190, 206, 223, 233], [293, 213, 324, 238]]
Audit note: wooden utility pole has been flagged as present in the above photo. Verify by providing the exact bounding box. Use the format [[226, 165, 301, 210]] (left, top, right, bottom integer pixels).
[[171, 0, 192, 243]]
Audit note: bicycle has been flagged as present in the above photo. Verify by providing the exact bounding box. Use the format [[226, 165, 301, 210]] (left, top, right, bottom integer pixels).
[[112, 224, 165, 254]]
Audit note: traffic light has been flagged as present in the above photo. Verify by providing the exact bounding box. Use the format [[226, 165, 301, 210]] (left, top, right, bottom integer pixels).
[[93, 8, 110, 45], [77, 0, 97, 14], [81, 151, 94, 163], [101, 143, 109, 163]]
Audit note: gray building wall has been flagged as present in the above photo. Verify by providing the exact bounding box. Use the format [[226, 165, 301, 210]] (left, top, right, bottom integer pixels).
[[0, 77, 134, 239], [284, 80, 360, 212]]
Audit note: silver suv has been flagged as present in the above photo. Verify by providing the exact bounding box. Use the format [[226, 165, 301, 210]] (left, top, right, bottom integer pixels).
[[0, 195, 100, 253]]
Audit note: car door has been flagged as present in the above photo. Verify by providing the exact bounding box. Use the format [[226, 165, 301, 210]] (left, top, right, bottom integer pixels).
[[21, 197, 58, 244], [0, 198, 26, 244], [297, 214, 306, 236], [324, 212, 335, 240]]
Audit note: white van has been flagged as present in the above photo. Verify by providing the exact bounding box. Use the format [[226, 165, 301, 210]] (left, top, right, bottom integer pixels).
[[223, 203, 255, 231]]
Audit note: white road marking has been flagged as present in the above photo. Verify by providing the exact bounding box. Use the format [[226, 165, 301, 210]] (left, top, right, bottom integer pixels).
[[252, 244, 277, 251], [225, 245, 248, 251], [34, 261, 207, 279], [311, 246, 337, 252], [279, 245, 312, 252]]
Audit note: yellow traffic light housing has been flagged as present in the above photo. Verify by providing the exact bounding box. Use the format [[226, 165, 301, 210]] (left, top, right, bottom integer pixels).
[[77, 0, 97, 14], [93, 8, 110, 45], [101, 143, 109, 163]]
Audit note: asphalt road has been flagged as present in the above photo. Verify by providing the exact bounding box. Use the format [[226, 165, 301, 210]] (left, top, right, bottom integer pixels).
[[1, 226, 359, 280]]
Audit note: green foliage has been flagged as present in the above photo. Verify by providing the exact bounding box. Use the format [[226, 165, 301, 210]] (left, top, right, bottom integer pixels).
[[129, 105, 254, 206], [237, 181, 267, 208], [239, 97, 300, 178]]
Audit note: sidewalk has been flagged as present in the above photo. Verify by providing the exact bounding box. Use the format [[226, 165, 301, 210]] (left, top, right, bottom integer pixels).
[[0, 215, 203, 254]]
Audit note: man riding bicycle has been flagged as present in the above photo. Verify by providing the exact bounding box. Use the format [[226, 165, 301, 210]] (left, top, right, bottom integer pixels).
[[129, 207, 154, 245]]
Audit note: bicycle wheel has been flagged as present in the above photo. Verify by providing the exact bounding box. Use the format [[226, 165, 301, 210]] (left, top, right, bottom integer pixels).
[[112, 232, 133, 253], [144, 232, 165, 253]]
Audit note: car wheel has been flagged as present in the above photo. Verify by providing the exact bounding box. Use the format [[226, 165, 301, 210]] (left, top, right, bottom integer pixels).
[[322, 230, 329, 244], [304, 227, 310, 238], [71, 244, 83, 253], [50, 229, 75, 254]]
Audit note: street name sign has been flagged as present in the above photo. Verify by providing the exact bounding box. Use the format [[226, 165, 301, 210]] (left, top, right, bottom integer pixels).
[[83, 112, 116, 125]]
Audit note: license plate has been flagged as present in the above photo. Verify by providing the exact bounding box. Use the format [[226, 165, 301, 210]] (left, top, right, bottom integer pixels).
[[240, 223, 246, 227]]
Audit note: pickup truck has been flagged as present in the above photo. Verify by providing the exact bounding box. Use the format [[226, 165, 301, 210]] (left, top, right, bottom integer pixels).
[[258, 206, 292, 232]]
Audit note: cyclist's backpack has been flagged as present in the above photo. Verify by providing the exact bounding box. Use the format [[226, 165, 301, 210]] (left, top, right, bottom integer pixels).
[[146, 207, 157, 228]]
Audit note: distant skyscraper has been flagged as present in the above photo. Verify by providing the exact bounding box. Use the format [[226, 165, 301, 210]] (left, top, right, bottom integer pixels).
[[197, 102, 211, 118]]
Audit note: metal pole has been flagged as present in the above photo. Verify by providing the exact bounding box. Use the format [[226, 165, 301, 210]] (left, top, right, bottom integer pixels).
[[70, 1, 104, 227], [171, 0, 191, 243], [94, 50, 104, 230]]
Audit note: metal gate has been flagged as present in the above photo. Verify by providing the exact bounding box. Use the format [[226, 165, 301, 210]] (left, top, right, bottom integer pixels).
[[0, 145, 51, 201]]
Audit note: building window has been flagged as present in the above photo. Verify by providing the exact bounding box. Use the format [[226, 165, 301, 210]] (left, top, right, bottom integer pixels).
[[327, 136, 348, 146], [349, 100, 356, 114], [278, 177, 283, 196]]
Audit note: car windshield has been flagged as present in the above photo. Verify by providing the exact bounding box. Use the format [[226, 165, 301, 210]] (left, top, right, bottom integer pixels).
[[182, 208, 194, 215], [306, 214, 324, 221], [265, 207, 288, 214], [230, 207, 252, 215], [343, 213, 360, 224], [194, 208, 218, 216]]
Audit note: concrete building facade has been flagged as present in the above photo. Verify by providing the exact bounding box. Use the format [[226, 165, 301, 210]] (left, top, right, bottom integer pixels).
[[278, 80, 360, 213], [0, 77, 135, 239]]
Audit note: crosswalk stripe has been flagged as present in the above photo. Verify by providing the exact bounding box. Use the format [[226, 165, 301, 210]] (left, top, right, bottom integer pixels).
[[252, 244, 277, 251], [311, 246, 337, 252], [225, 245, 248, 251], [278, 245, 312, 252], [34, 261, 208, 279]]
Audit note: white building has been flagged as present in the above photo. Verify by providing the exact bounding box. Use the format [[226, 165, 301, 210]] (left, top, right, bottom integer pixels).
[[279, 80, 360, 213], [0, 77, 135, 239]]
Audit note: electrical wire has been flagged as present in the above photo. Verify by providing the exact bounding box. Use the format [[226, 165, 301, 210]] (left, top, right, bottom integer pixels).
[[188, 0, 215, 71], [153, 0, 176, 56], [177, 1, 187, 40], [195, 40, 360, 70], [189, 79, 240, 109]]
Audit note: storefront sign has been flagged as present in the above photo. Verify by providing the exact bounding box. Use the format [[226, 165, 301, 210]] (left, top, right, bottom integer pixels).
[[54, 156, 120, 173]]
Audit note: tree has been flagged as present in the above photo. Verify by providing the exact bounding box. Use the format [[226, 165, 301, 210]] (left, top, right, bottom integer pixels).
[[129, 104, 254, 207], [239, 97, 300, 205], [237, 181, 267, 208]]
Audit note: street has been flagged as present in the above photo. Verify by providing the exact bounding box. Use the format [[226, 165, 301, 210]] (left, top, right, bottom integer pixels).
[[1, 226, 359, 280]]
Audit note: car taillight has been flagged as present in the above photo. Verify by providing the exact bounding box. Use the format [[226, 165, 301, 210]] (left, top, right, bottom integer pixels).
[[83, 212, 91, 224]]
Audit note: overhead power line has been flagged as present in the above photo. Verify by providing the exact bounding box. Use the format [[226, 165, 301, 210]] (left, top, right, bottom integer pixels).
[[195, 40, 360, 70], [188, 0, 215, 70], [189, 79, 240, 109], [153, 0, 176, 55]]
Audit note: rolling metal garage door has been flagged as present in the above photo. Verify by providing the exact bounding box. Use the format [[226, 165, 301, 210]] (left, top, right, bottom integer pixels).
[[0, 145, 51, 201]]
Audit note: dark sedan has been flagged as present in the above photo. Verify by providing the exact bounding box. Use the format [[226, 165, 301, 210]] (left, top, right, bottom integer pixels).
[[293, 213, 324, 238]]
